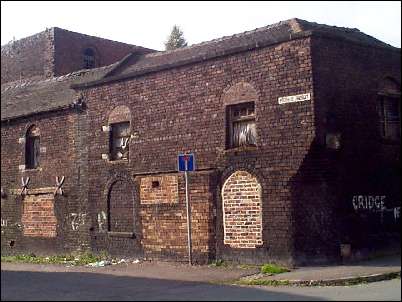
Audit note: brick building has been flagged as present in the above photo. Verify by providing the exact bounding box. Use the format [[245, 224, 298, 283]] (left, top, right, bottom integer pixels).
[[1, 19, 400, 265]]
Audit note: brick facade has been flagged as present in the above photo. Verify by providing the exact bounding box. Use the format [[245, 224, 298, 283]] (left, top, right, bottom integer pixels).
[[1, 19, 400, 265]]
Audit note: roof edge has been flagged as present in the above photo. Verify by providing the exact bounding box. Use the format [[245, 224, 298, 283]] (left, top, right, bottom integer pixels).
[[71, 31, 311, 89], [1, 103, 75, 123]]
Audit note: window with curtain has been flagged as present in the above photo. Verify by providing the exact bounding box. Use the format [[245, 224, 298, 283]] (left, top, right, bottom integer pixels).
[[227, 102, 256, 148]]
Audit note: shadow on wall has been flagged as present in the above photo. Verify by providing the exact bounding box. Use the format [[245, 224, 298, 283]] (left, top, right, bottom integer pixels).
[[291, 135, 401, 266]]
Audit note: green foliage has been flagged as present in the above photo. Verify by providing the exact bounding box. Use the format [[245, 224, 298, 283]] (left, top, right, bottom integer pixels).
[[1, 252, 108, 266], [208, 259, 227, 267], [164, 25, 188, 51], [260, 263, 289, 275], [236, 279, 291, 286]]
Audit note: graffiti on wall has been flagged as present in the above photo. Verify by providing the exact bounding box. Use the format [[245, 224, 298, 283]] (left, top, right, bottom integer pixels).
[[352, 195, 400, 222], [97, 211, 107, 233], [70, 213, 87, 231]]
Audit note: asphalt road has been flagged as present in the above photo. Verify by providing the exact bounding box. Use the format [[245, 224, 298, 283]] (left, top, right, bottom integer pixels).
[[1, 269, 401, 301]]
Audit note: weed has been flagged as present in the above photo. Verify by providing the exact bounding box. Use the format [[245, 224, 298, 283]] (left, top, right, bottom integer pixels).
[[1, 252, 109, 266], [208, 259, 228, 267], [260, 263, 289, 275]]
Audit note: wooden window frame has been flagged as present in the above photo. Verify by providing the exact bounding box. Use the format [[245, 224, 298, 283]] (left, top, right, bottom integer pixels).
[[226, 102, 256, 149]]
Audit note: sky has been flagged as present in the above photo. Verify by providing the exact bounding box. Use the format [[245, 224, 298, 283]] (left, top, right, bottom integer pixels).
[[1, 1, 401, 50]]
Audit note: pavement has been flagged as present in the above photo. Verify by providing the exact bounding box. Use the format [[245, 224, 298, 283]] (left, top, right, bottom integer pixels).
[[1, 253, 401, 286], [239, 254, 401, 286]]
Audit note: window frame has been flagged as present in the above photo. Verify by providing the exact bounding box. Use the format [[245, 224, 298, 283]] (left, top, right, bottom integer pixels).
[[25, 126, 40, 170], [109, 121, 131, 161], [226, 102, 257, 149], [83, 48, 96, 69], [378, 94, 401, 143]]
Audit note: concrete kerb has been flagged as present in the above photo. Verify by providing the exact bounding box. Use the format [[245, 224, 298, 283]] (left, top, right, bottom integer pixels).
[[233, 270, 401, 287]]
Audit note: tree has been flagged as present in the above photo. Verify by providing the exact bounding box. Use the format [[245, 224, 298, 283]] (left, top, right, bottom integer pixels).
[[164, 25, 188, 51]]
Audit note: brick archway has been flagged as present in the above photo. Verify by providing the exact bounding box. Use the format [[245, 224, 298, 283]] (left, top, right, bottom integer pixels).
[[221, 170, 263, 248]]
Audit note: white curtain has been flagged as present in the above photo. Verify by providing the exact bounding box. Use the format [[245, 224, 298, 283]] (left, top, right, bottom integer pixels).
[[233, 121, 256, 147]]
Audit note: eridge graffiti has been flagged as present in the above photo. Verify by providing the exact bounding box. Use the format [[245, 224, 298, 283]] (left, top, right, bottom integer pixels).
[[70, 213, 87, 231], [352, 195, 386, 211], [352, 195, 400, 222]]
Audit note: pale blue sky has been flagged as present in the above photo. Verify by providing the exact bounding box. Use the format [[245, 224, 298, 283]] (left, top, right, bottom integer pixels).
[[1, 1, 401, 50]]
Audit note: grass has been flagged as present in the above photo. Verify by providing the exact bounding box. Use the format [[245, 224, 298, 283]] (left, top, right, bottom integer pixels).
[[260, 263, 289, 275], [208, 259, 229, 268], [1, 251, 109, 266], [235, 279, 291, 286]]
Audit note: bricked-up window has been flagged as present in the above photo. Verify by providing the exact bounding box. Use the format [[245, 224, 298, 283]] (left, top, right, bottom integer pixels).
[[378, 96, 401, 141], [109, 122, 130, 161], [83, 48, 95, 69], [25, 125, 40, 169], [227, 102, 256, 148]]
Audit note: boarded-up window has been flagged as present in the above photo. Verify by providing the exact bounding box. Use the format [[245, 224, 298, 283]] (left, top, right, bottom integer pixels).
[[109, 122, 130, 161], [227, 102, 256, 148], [25, 125, 40, 169]]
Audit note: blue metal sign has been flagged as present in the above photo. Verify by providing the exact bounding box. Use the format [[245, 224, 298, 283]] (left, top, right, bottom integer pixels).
[[178, 153, 195, 172]]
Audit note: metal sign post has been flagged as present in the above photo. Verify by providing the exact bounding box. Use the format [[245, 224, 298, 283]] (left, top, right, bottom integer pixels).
[[184, 159, 192, 266], [178, 153, 195, 266]]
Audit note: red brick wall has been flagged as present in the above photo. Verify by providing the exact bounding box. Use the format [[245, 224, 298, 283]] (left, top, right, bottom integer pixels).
[[305, 35, 401, 262], [108, 180, 134, 233], [1, 109, 90, 255], [82, 37, 314, 264], [53, 28, 145, 76], [1, 27, 152, 85], [3, 30, 398, 265], [21, 193, 57, 237], [222, 170, 262, 248]]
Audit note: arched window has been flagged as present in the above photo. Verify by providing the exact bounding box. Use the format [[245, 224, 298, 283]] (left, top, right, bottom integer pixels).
[[222, 82, 259, 149], [25, 125, 40, 169], [83, 48, 96, 69]]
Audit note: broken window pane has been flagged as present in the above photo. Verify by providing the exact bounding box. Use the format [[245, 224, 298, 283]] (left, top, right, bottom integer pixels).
[[110, 122, 130, 160], [227, 102, 256, 148]]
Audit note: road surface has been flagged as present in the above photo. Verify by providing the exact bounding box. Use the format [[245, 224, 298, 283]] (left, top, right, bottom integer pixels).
[[1, 269, 400, 301]]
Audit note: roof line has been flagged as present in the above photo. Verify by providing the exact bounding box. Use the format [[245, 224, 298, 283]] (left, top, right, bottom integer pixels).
[[72, 28, 400, 90], [71, 31, 311, 89], [1, 103, 74, 122]]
